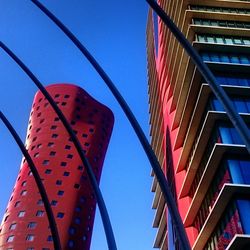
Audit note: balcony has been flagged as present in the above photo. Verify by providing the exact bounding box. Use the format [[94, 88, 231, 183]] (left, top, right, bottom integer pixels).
[[152, 182, 161, 209], [192, 184, 250, 250], [193, 41, 250, 55], [185, 9, 250, 24], [178, 111, 250, 197], [153, 206, 167, 248], [226, 234, 250, 250], [183, 144, 248, 226], [153, 192, 165, 228], [189, 0, 250, 9], [176, 85, 250, 172]]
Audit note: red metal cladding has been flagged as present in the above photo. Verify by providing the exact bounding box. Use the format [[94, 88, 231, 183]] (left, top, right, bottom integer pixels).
[[0, 83, 114, 249]]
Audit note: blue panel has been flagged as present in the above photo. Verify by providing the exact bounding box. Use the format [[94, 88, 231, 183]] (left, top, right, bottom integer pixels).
[[227, 160, 250, 234], [236, 200, 250, 234], [234, 99, 248, 113], [212, 98, 224, 111], [219, 127, 232, 144], [240, 160, 250, 184], [210, 53, 220, 62], [201, 52, 210, 61], [240, 56, 250, 64], [230, 55, 240, 64], [167, 211, 175, 249], [246, 100, 250, 112], [227, 159, 244, 183], [230, 128, 243, 144], [221, 55, 230, 63]]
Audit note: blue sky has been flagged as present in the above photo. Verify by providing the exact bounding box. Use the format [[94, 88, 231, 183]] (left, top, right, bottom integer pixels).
[[0, 1, 157, 249]]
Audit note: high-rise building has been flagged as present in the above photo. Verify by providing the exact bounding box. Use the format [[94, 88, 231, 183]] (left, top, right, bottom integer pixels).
[[0, 84, 114, 249], [147, 1, 250, 249]]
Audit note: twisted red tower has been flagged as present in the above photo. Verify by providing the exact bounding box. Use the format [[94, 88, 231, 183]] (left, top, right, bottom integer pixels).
[[0, 83, 114, 249]]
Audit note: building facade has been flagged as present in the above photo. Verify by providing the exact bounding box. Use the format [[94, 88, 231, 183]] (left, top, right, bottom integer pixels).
[[147, 1, 250, 249], [0, 84, 114, 249]]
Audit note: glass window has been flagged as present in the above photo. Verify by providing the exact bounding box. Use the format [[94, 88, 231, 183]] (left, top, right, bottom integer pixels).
[[228, 21, 236, 27], [48, 142, 54, 147], [230, 55, 240, 63], [233, 38, 243, 44], [18, 211, 25, 217], [207, 36, 215, 43], [51, 200, 58, 206], [52, 134, 58, 138], [36, 210, 44, 217], [21, 190, 27, 196], [75, 207, 81, 212], [69, 227, 76, 235], [240, 56, 249, 64], [26, 235, 34, 241], [47, 235, 53, 242], [215, 37, 224, 44], [45, 169, 52, 174], [203, 20, 210, 26], [27, 222, 37, 229], [220, 55, 230, 63], [210, 53, 220, 62], [14, 201, 21, 207], [68, 240, 74, 248], [78, 165, 83, 171], [201, 52, 210, 61], [210, 20, 218, 26], [49, 151, 56, 156], [243, 39, 250, 45], [63, 172, 70, 176], [67, 154, 73, 159], [6, 235, 14, 242], [56, 180, 62, 185], [43, 160, 49, 166], [75, 217, 81, 224], [80, 196, 86, 203], [9, 223, 17, 230], [57, 190, 64, 196], [37, 199, 43, 206], [224, 38, 233, 44], [57, 212, 64, 218]]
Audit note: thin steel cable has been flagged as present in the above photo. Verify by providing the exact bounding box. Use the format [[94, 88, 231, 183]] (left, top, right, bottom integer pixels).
[[0, 41, 117, 250], [30, 1, 190, 249], [0, 111, 61, 250], [146, 0, 250, 153]]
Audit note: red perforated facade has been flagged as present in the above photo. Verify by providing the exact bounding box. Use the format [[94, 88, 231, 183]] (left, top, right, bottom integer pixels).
[[0, 83, 114, 249]]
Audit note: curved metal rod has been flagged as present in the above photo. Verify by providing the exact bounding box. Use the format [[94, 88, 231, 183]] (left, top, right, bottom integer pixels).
[[30, 1, 190, 249], [0, 111, 61, 250], [146, 0, 250, 153], [0, 42, 117, 250]]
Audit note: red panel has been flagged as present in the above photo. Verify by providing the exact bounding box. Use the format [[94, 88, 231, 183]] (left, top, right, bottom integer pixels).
[[0, 83, 114, 249]]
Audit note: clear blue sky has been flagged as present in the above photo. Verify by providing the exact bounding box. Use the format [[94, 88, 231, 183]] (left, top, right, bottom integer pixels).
[[0, 1, 156, 249]]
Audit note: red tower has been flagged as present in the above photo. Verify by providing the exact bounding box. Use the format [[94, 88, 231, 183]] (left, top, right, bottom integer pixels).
[[0, 83, 114, 249]]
